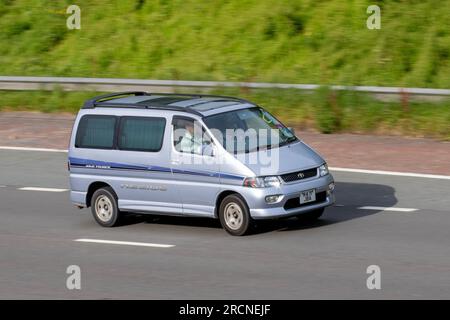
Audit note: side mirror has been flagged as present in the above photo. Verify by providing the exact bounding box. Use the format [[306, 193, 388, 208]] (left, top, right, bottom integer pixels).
[[288, 127, 296, 136]]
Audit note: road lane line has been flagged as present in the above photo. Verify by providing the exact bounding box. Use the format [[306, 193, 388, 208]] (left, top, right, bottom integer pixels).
[[0, 146, 67, 153], [18, 187, 68, 192], [330, 167, 450, 180], [74, 238, 175, 248], [358, 206, 418, 212]]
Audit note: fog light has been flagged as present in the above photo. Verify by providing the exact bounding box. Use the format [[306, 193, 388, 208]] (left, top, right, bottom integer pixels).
[[327, 182, 335, 196], [265, 195, 281, 203]]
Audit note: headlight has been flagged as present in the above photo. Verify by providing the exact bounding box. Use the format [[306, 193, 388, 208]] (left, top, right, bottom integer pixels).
[[263, 176, 281, 187], [319, 163, 329, 177], [243, 176, 281, 188]]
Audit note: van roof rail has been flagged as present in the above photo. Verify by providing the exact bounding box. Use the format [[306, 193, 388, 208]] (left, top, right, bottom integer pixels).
[[82, 91, 255, 116], [92, 102, 204, 116], [83, 91, 149, 108]]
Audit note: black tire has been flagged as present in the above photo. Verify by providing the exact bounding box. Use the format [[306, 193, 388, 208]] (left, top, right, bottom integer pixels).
[[219, 194, 252, 236], [296, 207, 324, 221], [91, 187, 121, 227]]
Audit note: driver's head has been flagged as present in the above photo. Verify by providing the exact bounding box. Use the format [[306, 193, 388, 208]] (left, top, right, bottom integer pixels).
[[185, 121, 194, 135]]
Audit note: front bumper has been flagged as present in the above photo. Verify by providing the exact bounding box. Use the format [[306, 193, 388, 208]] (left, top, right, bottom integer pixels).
[[239, 174, 335, 219]]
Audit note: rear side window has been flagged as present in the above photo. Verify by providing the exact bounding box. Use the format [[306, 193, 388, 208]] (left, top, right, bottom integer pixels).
[[118, 117, 166, 152], [75, 115, 117, 149]]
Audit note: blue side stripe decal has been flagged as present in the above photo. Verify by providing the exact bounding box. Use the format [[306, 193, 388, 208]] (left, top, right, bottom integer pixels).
[[69, 157, 171, 173], [172, 168, 220, 178], [68, 157, 244, 180], [220, 173, 245, 181]]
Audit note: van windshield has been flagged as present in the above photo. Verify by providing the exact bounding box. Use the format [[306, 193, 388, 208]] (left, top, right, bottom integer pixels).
[[203, 107, 297, 154]]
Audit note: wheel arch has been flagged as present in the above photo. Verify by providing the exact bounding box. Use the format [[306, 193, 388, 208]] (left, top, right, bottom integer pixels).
[[214, 190, 246, 218], [86, 181, 115, 208]]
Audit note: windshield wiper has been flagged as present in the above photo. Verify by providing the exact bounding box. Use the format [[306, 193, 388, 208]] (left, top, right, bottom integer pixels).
[[246, 144, 273, 153], [245, 136, 297, 153], [279, 136, 298, 147]]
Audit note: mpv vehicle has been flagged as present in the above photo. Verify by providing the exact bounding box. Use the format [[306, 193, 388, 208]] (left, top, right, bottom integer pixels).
[[69, 92, 335, 236]]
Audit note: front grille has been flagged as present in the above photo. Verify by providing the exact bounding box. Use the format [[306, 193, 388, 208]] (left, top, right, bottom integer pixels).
[[280, 167, 317, 183], [283, 191, 327, 210]]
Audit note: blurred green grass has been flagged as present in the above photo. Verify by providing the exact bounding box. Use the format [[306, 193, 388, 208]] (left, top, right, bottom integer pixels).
[[0, 0, 449, 139], [0, 0, 449, 87]]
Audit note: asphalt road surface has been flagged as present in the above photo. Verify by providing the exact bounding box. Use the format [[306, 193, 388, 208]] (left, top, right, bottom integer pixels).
[[0, 149, 449, 299]]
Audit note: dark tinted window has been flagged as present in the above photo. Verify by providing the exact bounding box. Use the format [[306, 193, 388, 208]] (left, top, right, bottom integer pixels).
[[75, 115, 116, 149], [119, 117, 166, 152]]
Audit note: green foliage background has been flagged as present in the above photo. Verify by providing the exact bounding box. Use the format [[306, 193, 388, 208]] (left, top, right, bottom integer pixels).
[[0, 0, 449, 139]]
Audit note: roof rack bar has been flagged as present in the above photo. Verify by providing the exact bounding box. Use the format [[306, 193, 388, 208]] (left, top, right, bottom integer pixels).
[[145, 92, 254, 105], [81, 91, 256, 116], [93, 102, 204, 116], [83, 91, 149, 108]]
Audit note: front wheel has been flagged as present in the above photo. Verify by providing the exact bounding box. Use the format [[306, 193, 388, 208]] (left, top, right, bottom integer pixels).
[[219, 194, 252, 236], [91, 187, 121, 227]]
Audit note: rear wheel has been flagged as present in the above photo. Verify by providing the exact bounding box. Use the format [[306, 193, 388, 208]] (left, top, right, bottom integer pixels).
[[219, 194, 252, 236], [91, 187, 121, 227], [296, 208, 324, 222]]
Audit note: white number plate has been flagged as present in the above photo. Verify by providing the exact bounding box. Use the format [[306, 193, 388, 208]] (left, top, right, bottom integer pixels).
[[300, 189, 316, 204]]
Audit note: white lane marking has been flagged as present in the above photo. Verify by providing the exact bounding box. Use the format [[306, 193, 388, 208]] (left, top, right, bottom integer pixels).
[[358, 206, 418, 212], [18, 187, 68, 192], [330, 167, 450, 180], [0, 146, 67, 153], [74, 238, 175, 248]]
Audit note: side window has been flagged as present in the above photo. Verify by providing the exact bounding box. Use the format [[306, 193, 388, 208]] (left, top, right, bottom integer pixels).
[[172, 117, 213, 156], [118, 117, 166, 152], [75, 115, 116, 149]]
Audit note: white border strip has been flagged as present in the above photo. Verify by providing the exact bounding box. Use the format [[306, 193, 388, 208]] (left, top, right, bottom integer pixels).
[[0, 146, 67, 153], [75, 238, 175, 248], [330, 167, 450, 180], [18, 187, 68, 192], [358, 206, 418, 212]]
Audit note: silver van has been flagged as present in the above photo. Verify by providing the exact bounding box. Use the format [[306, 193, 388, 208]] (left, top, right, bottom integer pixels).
[[68, 92, 335, 236]]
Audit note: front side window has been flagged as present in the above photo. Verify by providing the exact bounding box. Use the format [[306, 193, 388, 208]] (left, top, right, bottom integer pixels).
[[118, 117, 166, 152], [75, 115, 116, 149], [172, 117, 213, 156], [203, 107, 296, 154]]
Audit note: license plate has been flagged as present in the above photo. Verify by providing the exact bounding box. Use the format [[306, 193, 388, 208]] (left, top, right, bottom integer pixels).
[[300, 189, 316, 204]]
